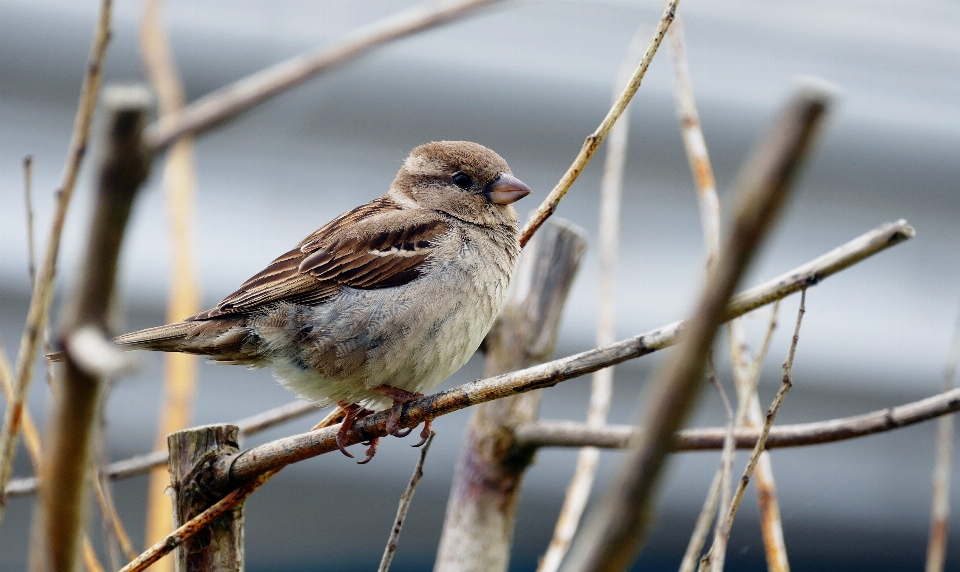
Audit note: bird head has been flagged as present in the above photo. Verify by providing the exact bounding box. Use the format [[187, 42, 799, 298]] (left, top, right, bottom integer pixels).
[[390, 141, 532, 227]]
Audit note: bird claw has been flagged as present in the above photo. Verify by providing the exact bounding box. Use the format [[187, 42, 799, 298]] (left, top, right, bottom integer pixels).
[[412, 420, 432, 448], [357, 438, 379, 464]]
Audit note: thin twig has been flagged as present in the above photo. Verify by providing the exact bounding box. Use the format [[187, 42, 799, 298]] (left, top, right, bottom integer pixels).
[[679, 471, 722, 572], [23, 155, 36, 287], [118, 469, 277, 572], [707, 362, 737, 572], [538, 26, 647, 572], [0, 0, 114, 524], [519, 0, 679, 246], [670, 19, 791, 571], [93, 461, 139, 562], [140, 0, 202, 558], [145, 0, 504, 152], [378, 432, 435, 572], [925, 303, 960, 572], [703, 291, 806, 572]]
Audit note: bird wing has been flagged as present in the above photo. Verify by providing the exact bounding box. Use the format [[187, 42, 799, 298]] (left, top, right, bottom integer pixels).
[[189, 196, 450, 320]]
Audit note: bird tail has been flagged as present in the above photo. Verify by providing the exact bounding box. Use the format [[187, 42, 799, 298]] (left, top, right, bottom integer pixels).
[[46, 318, 256, 365]]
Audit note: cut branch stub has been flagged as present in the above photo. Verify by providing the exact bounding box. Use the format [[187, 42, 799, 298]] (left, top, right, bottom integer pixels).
[[169, 425, 244, 572], [434, 219, 587, 572]]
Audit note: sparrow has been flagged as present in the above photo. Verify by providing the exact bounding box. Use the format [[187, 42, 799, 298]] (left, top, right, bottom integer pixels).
[[90, 141, 531, 463]]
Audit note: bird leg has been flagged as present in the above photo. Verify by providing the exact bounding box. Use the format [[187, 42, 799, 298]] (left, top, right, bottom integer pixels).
[[334, 403, 374, 460], [371, 385, 433, 447]]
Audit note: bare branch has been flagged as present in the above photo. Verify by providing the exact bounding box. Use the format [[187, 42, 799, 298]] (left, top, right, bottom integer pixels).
[[539, 26, 646, 572], [145, 0, 504, 152], [560, 82, 831, 572], [378, 432, 435, 572], [118, 469, 276, 572], [704, 291, 806, 572], [516, 385, 960, 451], [2, 219, 916, 500], [435, 221, 587, 572], [23, 155, 36, 286], [31, 85, 152, 572], [0, 0, 114, 524], [926, 304, 960, 572], [519, 0, 679, 246]]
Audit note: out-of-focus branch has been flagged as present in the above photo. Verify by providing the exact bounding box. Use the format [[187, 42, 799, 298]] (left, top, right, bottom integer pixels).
[[23, 156, 37, 286], [926, 305, 960, 572], [560, 83, 832, 572], [31, 85, 152, 572], [435, 221, 587, 572], [3, 219, 915, 500], [0, 0, 113, 524], [670, 19, 790, 571], [519, 0, 679, 246], [140, 1, 202, 564], [702, 292, 806, 572], [538, 27, 646, 572], [144, 0, 503, 152], [378, 432, 435, 572]]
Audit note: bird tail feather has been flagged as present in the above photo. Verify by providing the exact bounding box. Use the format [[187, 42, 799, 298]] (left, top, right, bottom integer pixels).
[[47, 318, 256, 364]]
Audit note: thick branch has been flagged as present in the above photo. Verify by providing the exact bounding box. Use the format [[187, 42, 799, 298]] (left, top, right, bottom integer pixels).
[[145, 0, 502, 152], [31, 85, 152, 572], [435, 220, 587, 572], [0, 0, 113, 523]]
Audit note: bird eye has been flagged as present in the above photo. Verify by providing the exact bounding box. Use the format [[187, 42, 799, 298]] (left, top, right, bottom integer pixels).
[[452, 172, 473, 189]]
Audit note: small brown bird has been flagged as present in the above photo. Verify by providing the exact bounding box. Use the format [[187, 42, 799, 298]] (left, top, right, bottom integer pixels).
[[105, 141, 530, 463]]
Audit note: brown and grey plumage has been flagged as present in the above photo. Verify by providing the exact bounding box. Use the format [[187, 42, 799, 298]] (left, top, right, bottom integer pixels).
[[93, 141, 532, 462]]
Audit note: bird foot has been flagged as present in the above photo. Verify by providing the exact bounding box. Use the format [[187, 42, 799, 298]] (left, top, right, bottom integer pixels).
[[334, 404, 374, 461], [372, 385, 431, 445]]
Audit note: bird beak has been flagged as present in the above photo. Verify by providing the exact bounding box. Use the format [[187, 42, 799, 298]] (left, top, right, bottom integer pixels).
[[486, 173, 532, 205]]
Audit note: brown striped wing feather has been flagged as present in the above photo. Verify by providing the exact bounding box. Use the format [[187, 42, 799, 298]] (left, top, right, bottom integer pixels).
[[189, 197, 449, 321]]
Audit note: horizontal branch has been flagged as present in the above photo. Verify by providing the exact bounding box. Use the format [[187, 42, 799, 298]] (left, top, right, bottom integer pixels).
[[3, 220, 913, 498], [145, 0, 502, 151], [514, 387, 960, 450], [4, 400, 319, 498], [214, 220, 914, 488]]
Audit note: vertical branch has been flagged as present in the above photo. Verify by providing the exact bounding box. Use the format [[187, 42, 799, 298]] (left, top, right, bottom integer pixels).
[[561, 84, 832, 572], [925, 304, 960, 572], [168, 425, 244, 571], [701, 292, 806, 572], [1, 344, 108, 572], [0, 0, 113, 524], [378, 432, 436, 572], [24, 155, 37, 286], [140, 1, 201, 564], [434, 220, 587, 572], [538, 26, 647, 572], [670, 20, 791, 572], [31, 85, 152, 572]]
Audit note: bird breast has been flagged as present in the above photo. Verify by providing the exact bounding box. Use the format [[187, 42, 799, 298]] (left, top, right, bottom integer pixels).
[[261, 222, 520, 411]]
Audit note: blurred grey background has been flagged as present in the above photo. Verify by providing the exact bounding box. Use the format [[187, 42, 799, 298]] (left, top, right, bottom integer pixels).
[[2, 0, 960, 570]]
